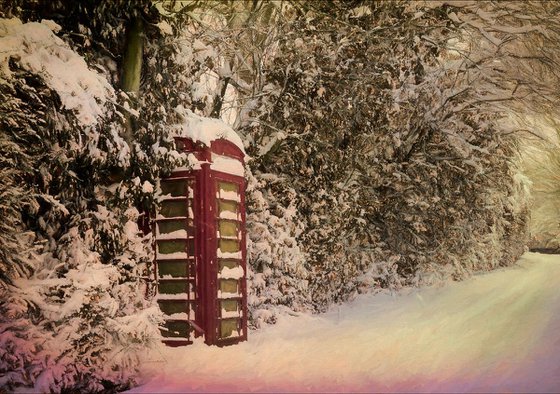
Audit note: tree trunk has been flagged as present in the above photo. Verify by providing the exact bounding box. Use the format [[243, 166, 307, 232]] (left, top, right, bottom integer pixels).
[[121, 16, 144, 146]]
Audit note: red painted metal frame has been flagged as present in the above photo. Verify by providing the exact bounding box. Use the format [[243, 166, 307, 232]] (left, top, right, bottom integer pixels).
[[211, 139, 245, 161], [156, 136, 247, 347]]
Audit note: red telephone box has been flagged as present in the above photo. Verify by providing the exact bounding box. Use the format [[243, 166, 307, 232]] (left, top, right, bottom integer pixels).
[[154, 135, 247, 347]]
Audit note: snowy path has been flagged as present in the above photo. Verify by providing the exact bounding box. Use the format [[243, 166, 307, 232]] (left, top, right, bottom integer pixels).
[[130, 253, 560, 393]]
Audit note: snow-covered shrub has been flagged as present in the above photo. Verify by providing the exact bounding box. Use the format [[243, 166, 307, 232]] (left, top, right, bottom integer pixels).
[[0, 89, 40, 287], [246, 170, 311, 327], [1, 211, 163, 392], [0, 15, 174, 392], [241, 1, 530, 310]]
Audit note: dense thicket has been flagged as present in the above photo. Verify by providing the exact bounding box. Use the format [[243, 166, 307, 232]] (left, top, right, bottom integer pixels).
[[0, 1, 188, 390], [241, 1, 530, 311]]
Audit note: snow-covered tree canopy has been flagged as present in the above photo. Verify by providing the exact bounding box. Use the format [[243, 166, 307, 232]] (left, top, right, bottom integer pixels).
[[1, 0, 559, 391], [242, 0, 532, 310]]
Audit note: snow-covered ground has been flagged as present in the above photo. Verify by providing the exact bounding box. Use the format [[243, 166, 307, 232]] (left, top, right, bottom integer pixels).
[[129, 252, 560, 393]]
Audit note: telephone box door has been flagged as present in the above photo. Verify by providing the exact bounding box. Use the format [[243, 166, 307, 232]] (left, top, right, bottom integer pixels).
[[155, 175, 200, 346]]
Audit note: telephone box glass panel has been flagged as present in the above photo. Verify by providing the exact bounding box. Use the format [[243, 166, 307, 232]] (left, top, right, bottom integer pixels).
[[220, 319, 240, 339]]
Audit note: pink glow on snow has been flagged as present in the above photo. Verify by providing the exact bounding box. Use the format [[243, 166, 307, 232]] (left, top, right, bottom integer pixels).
[[130, 253, 560, 393]]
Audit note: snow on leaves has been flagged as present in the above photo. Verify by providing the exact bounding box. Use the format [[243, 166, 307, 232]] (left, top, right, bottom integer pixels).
[[0, 18, 114, 127]]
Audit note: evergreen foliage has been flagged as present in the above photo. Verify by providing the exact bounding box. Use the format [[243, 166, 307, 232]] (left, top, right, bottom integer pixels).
[[241, 1, 530, 310], [246, 169, 311, 327], [0, 1, 187, 390]]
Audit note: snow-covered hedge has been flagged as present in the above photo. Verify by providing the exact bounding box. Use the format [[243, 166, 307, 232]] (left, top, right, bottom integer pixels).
[[240, 1, 530, 311], [0, 15, 172, 391]]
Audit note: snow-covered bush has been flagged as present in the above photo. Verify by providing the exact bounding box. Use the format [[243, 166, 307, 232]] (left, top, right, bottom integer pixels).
[[246, 170, 311, 327], [1, 212, 163, 391], [0, 13, 176, 391], [240, 1, 530, 310]]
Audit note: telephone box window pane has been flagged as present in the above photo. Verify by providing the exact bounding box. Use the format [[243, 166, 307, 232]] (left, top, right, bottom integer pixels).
[[219, 259, 240, 271], [162, 321, 190, 338], [160, 200, 187, 218], [161, 180, 188, 197], [218, 200, 238, 215], [220, 319, 239, 339], [221, 299, 239, 313], [157, 220, 186, 235], [158, 240, 186, 255], [219, 239, 239, 253], [186, 239, 195, 256], [218, 220, 238, 238], [159, 281, 190, 294], [218, 181, 239, 194], [220, 279, 238, 294], [158, 300, 188, 315], [158, 261, 188, 278]]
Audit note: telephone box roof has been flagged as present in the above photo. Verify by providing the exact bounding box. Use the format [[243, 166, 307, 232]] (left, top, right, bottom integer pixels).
[[172, 109, 245, 155]]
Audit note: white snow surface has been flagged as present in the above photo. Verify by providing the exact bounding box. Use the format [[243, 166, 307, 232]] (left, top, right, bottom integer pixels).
[[0, 18, 114, 126], [130, 252, 560, 393], [156, 229, 188, 240], [211, 153, 245, 176], [218, 266, 244, 280], [173, 106, 245, 154]]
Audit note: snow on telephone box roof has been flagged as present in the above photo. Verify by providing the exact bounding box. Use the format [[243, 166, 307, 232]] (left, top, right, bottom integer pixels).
[[171, 107, 245, 177]]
